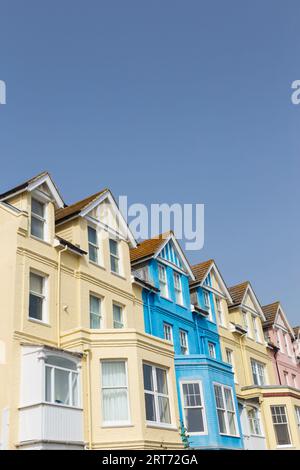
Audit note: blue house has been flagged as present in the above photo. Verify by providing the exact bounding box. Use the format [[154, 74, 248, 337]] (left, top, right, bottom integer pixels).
[[130, 232, 244, 450]]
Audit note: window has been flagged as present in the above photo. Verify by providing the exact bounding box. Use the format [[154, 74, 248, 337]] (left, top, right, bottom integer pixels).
[[88, 226, 99, 264], [163, 323, 173, 343], [295, 406, 300, 429], [45, 356, 79, 407], [284, 333, 291, 356], [109, 239, 120, 274], [101, 361, 129, 425], [208, 342, 216, 359], [143, 363, 171, 425], [181, 381, 206, 434], [215, 297, 224, 326], [247, 408, 262, 436], [90, 295, 102, 329], [113, 303, 124, 329], [292, 375, 297, 388], [158, 264, 168, 298], [276, 330, 283, 351], [271, 406, 291, 446], [29, 272, 46, 321], [242, 311, 249, 334], [214, 384, 238, 436], [225, 348, 237, 383], [203, 290, 210, 309], [251, 359, 266, 386], [173, 272, 183, 305], [252, 315, 261, 342], [31, 197, 46, 240], [179, 330, 189, 355], [283, 371, 289, 386]]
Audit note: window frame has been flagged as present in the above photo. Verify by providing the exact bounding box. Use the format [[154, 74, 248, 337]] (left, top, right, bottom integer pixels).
[[247, 407, 263, 437], [158, 263, 169, 299], [89, 294, 102, 329], [87, 225, 100, 265], [30, 196, 47, 241], [163, 323, 173, 343], [213, 382, 239, 437], [250, 358, 266, 386], [208, 342, 216, 359], [271, 405, 292, 448], [225, 348, 238, 384], [29, 271, 48, 323], [109, 238, 120, 275], [179, 329, 189, 355], [180, 380, 208, 436], [44, 355, 80, 408], [143, 362, 172, 428], [100, 359, 131, 427], [215, 297, 225, 326], [252, 315, 261, 343], [173, 271, 183, 305], [295, 406, 300, 430], [112, 302, 125, 329]]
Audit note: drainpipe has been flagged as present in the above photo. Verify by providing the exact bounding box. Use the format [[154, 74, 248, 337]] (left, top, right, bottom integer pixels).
[[56, 245, 68, 348], [84, 348, 93, 450], [274, 349, 282, 385]]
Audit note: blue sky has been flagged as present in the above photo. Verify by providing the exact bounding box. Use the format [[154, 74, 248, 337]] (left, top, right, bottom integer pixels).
[[0, 1, 299, 324]]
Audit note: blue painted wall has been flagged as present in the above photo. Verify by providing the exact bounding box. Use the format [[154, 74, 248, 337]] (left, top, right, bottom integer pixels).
[[140, 247, 244, 449]]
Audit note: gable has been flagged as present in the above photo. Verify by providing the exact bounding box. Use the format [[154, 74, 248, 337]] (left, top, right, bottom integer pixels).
[[159, 240, 184, 270], [274, 307, 294, 337], [243, 291, 257, 312], [200, 263, 232, 301], [154, 233, 194, 279], [240, 285, 265, 320]]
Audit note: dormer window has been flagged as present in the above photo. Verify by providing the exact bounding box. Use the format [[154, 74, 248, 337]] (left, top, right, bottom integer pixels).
[[31, 197, 46, 240], [158, 264, 168, 298], [203, 290, 212, 320], [88, 226, 99, 264], [173, 272, 183, 305], [109, 239, 120, 274]]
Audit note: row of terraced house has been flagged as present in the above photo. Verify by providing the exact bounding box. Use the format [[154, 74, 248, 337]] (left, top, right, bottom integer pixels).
[[0, 172, 299, 450]]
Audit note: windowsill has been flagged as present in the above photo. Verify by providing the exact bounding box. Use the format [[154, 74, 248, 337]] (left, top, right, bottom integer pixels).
[[219, 433, 240, 438], [19, 401, 83, 411], [89, 260, 105, 271], [186, 431, 208, 436], [250, 433, 265, 438], [175, 302, 187, 309], [30, 235, 52, 246], [101, 423, 133, 429], [111, 271, 126, 280], [276, 444, 294, 449], [146, 422, 177, 430], [160, 295, 173, 303], [28, 317, 51, 327]]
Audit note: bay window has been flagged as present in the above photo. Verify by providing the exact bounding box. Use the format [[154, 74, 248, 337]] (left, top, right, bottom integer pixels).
[[181, 381, 206, 434], [143, 364, 171, 425], [158, 264, 168, 298], [214, 384, 238, 436], [271, 406, 291, 446], [45, 356, 79, 407], [31, 197, 46, 240], [29, 272, 47, 322], [101, 361, 129, 426]]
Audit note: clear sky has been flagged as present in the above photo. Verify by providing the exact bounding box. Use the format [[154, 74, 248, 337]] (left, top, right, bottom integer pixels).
[[0, 1, 299, 324]]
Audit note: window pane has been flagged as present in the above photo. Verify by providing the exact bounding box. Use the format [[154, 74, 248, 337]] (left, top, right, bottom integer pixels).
[[145, 393, 156, 421], [228, 412, 237, 435], [29, 293, 43, 320], [90, 312, 101, 329], [46, 356, 77, 370], [158, 396, 171, 423], [275, 424, 291, 446], [90, 296, 100, 314], [102, 361, 126, 387], [88, 226, 97, 244], [103, 388, 128, 423], [156, 368, 168, 395], [143, 364, 154, 391], [113, 304, 123, 328], [30, 273, 43, 294], [109, 239, 118, 256], [31, 217, 44, 239], [45, 366, 52, 402], [89, 244, 98, 263], [32, 198, 44, 217], [185, 407, 204, 433], [54, 369, 70, 404], [224, 388, 234, 412], [72, 373, 79, 406], [217, 409, 227, 433], [110, 255, 119, 273], [214, 385, 224, 409]]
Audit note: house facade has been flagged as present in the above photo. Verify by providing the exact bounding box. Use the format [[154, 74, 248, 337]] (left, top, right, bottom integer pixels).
[[0, 173, 183, 450], [130, 235, 244, 450]]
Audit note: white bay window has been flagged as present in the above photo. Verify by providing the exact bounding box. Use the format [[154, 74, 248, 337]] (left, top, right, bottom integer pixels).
[[45, 356, 79, 407], [214, 384, 238, 436]]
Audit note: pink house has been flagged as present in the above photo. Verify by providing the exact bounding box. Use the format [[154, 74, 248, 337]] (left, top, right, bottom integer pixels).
[[263, 302, 300, 389]]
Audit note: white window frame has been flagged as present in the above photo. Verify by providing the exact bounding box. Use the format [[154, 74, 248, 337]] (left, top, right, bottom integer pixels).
[[271, 405, 292, 448], [225, 348, 238, 384], [163, 323, 173, 343], [203, 290, 211, 319], [208, 342, 216, 359], [251, 359, 266, 386], [29, 271, 48, 323], [180, 380, 207, 436], [295, 406, 300, 430], [45, 355, 80, 408], [292, 374, 297, 388], [88, 225, 100, 264], [100, 360, 131, 427], [143, 363, 172, 428], [158, 264, 169, 299], [252, 315, 261, 343], [89, 294, 102, 329], [179, 329, 189, 355], [283, 371, 289, 386], [215, 297, 225, 326], [30, 195, 47, 241], [109, 238, 120, 274], [113, 302, 124, 329], [284, 333, 291, 357], [247, 407, 263, 437], [213, 383, 239, 437], [173, 272, 183, 305]]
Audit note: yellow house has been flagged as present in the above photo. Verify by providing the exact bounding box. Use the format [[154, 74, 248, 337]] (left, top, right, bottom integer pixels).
[[215, 277, 300, 450], [0, 172, 183, 450]]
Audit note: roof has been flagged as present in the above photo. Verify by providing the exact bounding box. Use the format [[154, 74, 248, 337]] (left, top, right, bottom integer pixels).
[[0, 171, 49, 199], [228, 282, 250, 306], [262, 302, 280, 325], [55, 189, 107, 223], [130, 231, 173, 263], [190, 260, 214, 285]]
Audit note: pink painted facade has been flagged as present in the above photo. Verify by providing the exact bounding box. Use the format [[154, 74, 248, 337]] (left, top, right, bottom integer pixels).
[[263, 303, 300, 389]]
